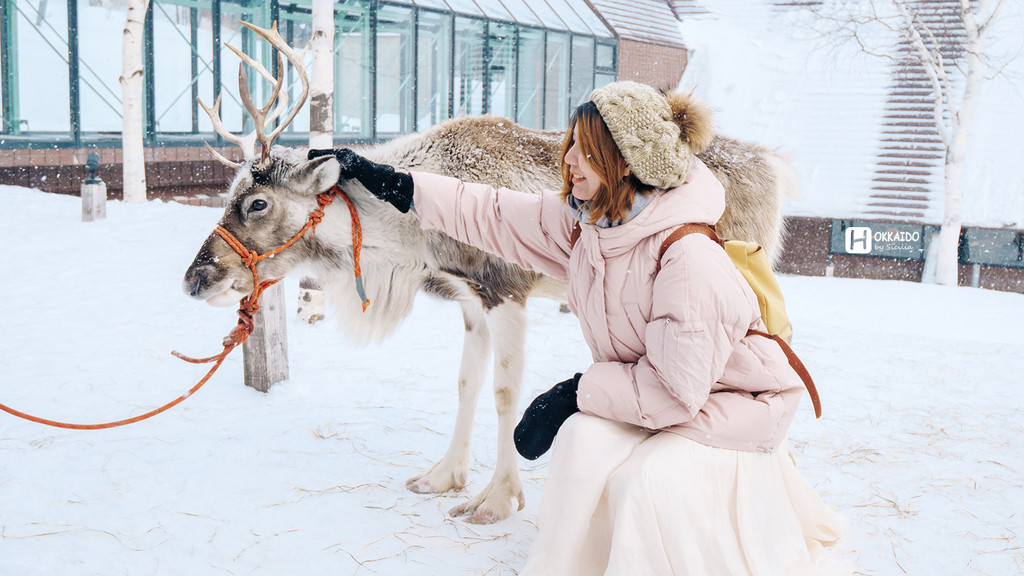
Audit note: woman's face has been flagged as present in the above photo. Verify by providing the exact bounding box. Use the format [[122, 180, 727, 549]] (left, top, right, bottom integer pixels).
[[563, 126, 602, 202]]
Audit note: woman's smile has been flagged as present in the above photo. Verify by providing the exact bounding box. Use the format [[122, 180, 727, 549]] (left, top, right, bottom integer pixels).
[[565, 127, 601, 201]]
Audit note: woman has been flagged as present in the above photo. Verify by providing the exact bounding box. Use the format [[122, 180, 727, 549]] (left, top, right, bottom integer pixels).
[[310, 81, 844, 575]]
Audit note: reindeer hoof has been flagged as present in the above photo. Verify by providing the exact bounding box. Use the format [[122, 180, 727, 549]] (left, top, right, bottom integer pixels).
[[448, 502, 471, 517], [406, 477, 439, 494], [467, 508, 499, 525], [405, 469, 466, 494], [447, 488, 524, 524], [448, 502, 499, 524]]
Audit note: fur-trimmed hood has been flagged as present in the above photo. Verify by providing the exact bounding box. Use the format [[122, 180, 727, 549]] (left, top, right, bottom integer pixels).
[[587, 156, 725, 260]]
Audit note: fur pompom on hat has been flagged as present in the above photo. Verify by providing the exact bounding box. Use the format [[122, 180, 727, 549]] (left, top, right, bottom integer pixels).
[[588, 81, 715, 189]]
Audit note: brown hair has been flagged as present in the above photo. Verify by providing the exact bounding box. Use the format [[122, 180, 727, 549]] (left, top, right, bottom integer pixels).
[[560, 102, 654, 224]]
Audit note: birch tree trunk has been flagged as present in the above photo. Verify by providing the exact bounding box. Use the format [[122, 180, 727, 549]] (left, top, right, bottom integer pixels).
[[120, 0, 149, 204], [298, 0, 335, 324], [933, 121, 968, 286], [894, 0, 1004, 286], [932, 0, 990, 286], [309, 0, 335, 149]]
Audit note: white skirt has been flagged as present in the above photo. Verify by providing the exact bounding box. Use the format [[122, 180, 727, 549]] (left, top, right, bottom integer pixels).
[[520, 413, 846, 576]]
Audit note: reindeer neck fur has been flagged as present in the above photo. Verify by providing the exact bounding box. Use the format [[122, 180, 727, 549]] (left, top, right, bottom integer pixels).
[[305, 116, 563, 344], [294, 181, 428, 344]]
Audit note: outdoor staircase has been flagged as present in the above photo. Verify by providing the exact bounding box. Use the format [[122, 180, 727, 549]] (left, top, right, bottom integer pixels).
[[669, 0, 972, 224], [669, 0, 822, 18], [863, 0, 968, 221]]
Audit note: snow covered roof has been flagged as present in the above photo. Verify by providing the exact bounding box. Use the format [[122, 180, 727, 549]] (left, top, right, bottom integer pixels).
[[587, 0, 687, 48]]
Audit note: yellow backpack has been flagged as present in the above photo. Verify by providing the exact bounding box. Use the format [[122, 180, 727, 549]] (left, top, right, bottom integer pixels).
[[655, 224, 820, 417], [656, 224, 792, 342]]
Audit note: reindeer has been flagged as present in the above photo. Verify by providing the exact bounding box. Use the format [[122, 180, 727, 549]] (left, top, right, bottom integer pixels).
[[183, 22, 794, 524]]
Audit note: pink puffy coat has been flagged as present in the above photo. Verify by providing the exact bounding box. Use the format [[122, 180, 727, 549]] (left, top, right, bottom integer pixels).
[[411, 157, 805, 452]]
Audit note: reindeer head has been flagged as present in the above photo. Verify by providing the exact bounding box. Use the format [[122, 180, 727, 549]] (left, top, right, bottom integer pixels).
[[183, 150, 341, 305], [183, 22, 341, 306]]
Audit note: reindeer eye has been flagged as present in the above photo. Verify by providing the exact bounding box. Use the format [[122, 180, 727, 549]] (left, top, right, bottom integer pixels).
[[250, 199, 268, 212]]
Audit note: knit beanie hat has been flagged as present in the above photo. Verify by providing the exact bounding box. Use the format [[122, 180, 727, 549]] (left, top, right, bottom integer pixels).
[[588, 81, 715, 190]]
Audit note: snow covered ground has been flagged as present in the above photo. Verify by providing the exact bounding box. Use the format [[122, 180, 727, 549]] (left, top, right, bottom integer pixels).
[[1, 186, 1022, 575]]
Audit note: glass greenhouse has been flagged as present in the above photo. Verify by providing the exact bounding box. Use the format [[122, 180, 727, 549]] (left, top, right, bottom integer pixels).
[[0, 0, 619, 147]]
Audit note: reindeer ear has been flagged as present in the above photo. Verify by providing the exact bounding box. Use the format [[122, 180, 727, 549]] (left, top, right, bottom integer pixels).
[[291, 155, 341, 195]]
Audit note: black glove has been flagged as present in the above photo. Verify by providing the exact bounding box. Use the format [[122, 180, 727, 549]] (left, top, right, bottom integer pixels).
[[308, 148, 414, 213], [514, 373, 582, 460]]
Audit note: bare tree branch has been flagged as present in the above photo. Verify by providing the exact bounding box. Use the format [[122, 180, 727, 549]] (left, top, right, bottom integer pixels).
[[896, 1, 951, 147], [976, 0, 1009, 36]]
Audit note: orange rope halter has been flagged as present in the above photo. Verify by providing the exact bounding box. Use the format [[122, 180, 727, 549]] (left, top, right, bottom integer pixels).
[[0, 184, 367, 430]]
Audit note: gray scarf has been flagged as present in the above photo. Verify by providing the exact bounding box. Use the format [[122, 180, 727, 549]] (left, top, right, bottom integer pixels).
[[568, 191, 654, 229]]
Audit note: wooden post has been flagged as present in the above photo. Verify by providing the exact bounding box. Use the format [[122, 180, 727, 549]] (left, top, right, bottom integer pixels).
[[242, 281, 289, 392], [81, 179, 107, 222], [297, 277, 326, 324]]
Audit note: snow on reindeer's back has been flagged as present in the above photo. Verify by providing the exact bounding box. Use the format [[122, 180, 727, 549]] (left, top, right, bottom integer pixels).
[[370, 116, 564, 194]]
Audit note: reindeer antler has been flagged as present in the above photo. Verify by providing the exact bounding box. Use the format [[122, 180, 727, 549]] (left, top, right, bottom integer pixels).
[[199, 21, 311, 169]]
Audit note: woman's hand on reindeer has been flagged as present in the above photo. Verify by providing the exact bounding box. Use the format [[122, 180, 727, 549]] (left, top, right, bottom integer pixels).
[[514, 373, 582, 460], [308, 148, 414, 213]]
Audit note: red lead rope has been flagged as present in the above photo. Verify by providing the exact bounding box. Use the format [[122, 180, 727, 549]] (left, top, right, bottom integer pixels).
[[0, 185, 367, 430]]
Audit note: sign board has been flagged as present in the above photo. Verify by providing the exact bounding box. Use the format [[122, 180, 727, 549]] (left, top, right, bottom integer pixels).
[[829, 220, 937, 261]]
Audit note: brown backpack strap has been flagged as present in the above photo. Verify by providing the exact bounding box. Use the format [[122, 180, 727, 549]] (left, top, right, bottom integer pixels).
[[570, 221, 582, 250], [655, 223, 724, 273], [747, 329, 822, 418], [655, 225, 822, 419]]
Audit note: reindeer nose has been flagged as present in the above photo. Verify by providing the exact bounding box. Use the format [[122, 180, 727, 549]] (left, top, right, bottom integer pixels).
[[184, 265, 213, 298]]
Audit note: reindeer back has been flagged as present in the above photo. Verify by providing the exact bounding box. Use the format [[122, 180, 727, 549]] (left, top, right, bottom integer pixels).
[[368, 116, 790, 267]]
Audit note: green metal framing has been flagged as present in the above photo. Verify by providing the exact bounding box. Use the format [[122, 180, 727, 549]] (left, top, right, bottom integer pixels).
[[511, 24, 519, 122], [410, 5, 417, 129], [368, 0, 377, 140], [212, 0, 221, 116], [144, 4, 155, 143], [1, 0, 17, 134], [190, 5, 199, 132], [480, 18, 489, 114], [446, 10, 454, 119], [67, 0, 79, 140]]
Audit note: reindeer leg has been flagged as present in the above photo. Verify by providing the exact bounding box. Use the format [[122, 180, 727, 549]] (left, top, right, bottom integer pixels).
[[406, 299, 490, 494], [450, 301, 526, 524]]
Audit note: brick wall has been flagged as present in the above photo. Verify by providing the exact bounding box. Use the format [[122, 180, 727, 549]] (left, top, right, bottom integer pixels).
[[0, 146, 241, 203], [778, 216, 1024, 293], [617, 39, 689, 91]]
